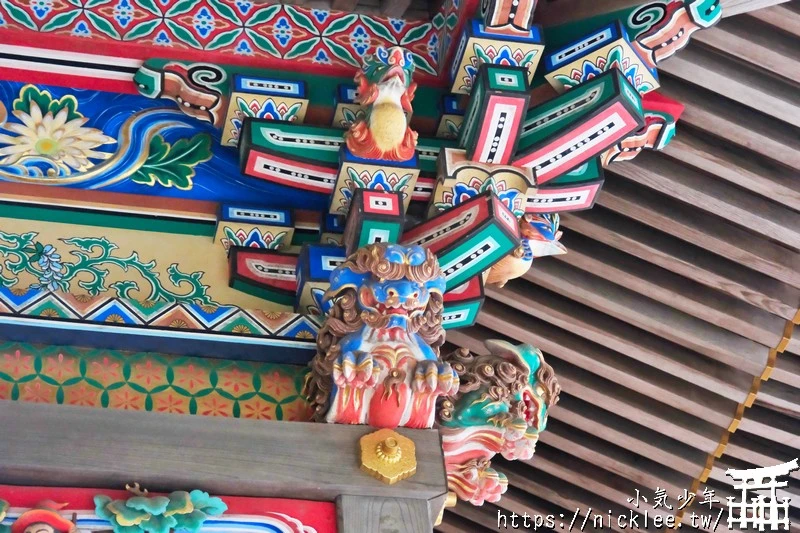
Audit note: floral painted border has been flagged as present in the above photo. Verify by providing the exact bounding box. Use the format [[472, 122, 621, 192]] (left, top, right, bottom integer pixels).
[[0, 342, 311, 421], [0, 0, 446, 76]]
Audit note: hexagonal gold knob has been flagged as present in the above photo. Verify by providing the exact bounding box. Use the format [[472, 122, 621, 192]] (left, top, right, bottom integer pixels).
[[360, 429, 417, 485]]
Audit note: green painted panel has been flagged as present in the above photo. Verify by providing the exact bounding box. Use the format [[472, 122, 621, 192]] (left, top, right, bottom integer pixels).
[[487, 67, 527, 92], [440, 225, 516, 290], [517, 71, 617, 150], [0, 203, 214, 237], [548, 158, 602, 185], [359, 220, 402, 248], [249, 121, 343, 164]]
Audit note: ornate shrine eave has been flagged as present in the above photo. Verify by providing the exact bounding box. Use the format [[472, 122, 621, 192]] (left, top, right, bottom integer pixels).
[[0, 0, 479, 93], [0, 0, 776, 98]]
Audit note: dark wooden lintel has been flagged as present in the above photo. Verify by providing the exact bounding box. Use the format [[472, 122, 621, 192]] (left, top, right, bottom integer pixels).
[[0, 401, 447, 507]]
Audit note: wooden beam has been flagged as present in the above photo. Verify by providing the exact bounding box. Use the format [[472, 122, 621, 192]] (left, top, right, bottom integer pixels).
[[611, 153, 800, 251], [720, 0, 791, 18], [737, 405, 800, 447], [747, 3, 800, 37], [658, 46, 800, 129], [555, 231, 787, 347], [772, 351, 800, 388], [0, 402, 448, 504], [522, 259, 771, 375], [462, 307, 744, 427], [561, 208, 800, 321], [549, 395, 710, 477], [691, 19, 800, 84], [339, 495, 433, 533], [661, 133, 800, 213], [659, 78, 800, 172], [597, 178, 800, 289], [456, 290, 757, 404]]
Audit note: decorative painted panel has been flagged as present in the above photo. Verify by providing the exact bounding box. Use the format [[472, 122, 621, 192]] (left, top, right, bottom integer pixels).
[[0, 0, 441, 80], [0, 486, 336, 532], [0, 286, 319, 364], [0, 342, 311, 421], [0, 80, 330, 210]]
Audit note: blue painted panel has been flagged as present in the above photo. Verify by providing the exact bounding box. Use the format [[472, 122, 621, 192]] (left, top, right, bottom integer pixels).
[[0, 81, 328, 210]]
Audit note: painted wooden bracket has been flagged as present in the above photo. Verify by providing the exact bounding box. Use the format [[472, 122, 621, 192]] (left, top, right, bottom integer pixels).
[[295, 244, 348, 315], [458, 64, 531, 165], [343, 189, 406, 256], [513, 69, 645, 184], [215, 204, 295, 252], [543, 20, 660, 95], [442, 276, 485, 330], [401, 191, 520, 291], [526, 158, 605, 213], [448, 19, 544, 94], [431, 147, 535, 218], [228, 247, 298, 308]]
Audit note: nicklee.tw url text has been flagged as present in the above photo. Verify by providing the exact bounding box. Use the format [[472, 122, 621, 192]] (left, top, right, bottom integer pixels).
[[497, 508, 725, 530]]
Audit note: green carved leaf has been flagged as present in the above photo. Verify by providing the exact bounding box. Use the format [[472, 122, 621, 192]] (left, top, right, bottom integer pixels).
[[165, 19, 203, 49], [140, 514, 177, 533], [346, 167, 366, 188], [134, 0, 162, 16], [189, 490, 228, 516], [206, 28, 242, 50], [171, 510, 208, 532], [13, 85, 82, 122], [324, 38, 360, 67], [127, 496, 170, 515], [84, 0, 112, 7], [245, 4, 281, 27], [360, 15, 396, 44], [166, 0, 199, 17], [322, 13, 358, 37], [86, 11, 122, 39], [206, 0, 242, 25], [106, 500, 151, 527], [41, 10, 81, 32], [284, 37, 320, 60], [165, 491, 193, 516], [124, 19, 160, 41], [410, 52, 436, 75], [246, 28, 280, 57], [4, 3, 38, 30], [131, 134, 212, 190], [400, 23, 430, 45], [285, 5, 319, 35]]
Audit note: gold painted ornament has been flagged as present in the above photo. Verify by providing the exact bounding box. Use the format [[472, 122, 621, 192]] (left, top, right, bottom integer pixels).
[[359, 429, 417, 485]]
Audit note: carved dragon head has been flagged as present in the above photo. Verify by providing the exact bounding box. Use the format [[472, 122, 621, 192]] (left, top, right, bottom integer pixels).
[[355, 46, 417, 112]]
